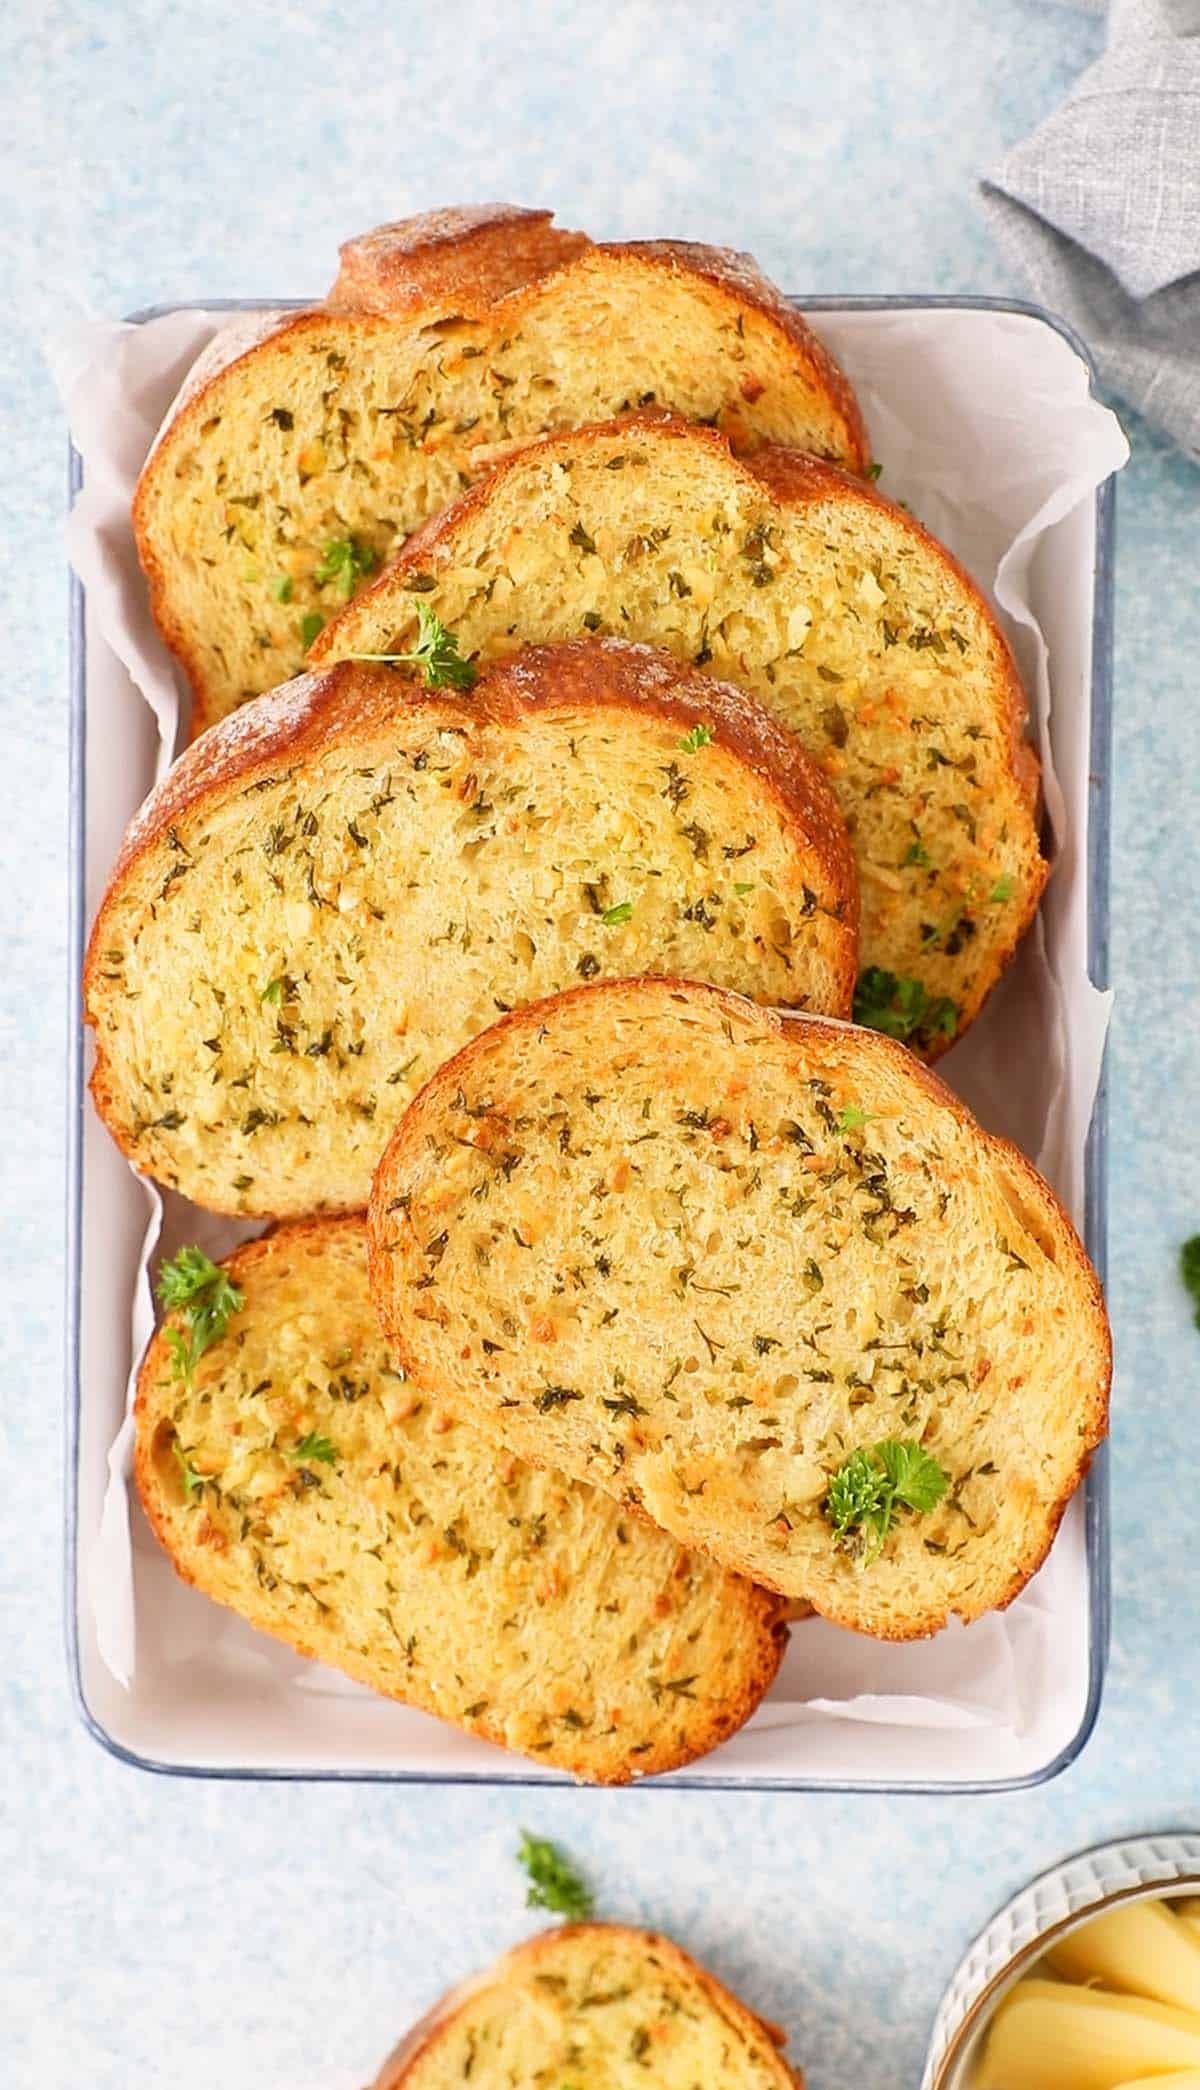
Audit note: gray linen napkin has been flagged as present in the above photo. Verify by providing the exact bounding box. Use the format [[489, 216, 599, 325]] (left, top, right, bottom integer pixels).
[[981, 0, 1200, 458]]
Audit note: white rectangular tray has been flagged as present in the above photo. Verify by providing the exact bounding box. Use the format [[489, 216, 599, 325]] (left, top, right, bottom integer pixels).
[[66, 295, 1118, 1788]]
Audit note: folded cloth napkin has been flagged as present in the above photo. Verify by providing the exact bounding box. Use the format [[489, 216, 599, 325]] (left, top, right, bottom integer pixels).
[[981, 0, 1200, 459]]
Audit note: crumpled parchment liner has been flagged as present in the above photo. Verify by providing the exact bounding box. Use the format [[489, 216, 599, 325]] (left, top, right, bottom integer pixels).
[[58, 300, 1126, 1776]]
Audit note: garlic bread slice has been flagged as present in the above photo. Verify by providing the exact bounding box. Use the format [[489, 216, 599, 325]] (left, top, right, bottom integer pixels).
[[370, 1923, 803, 2088], [85, 640, 855, 1215], [136, 1218, 787, 1783], [368, 977, 1110, 1637], [317, 410, 1045, 1054]]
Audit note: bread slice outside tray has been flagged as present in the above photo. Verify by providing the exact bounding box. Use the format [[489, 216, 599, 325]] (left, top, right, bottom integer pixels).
[[135, 1217, 788, 1784], [314, 408, 1046, 1057], [133, 202, 868, 736], [368, 1923, 804, 2089], [367, 976, 1111, 1638], [83, 638, 857, 1217]]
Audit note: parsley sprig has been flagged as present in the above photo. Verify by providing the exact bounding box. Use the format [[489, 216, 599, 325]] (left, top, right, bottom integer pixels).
[[156, 1245, 243, 1387], [350, 600, 478, 691], [292, 1432, 337, 1465], [1181, 1237, 1200, 1327], [824, 1438, 949, 1565], [837, 1105, 874, 1133], [853, 966, 957, 1048], [678, 722, 714, 753], [314, 535, 378, 599], [517, 1831, 594, 1921]]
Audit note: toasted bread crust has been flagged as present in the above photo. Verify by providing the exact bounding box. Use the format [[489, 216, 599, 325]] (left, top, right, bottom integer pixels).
[[745, 437, 1047, 1034], [84, 642, 858, 1215], [327, 203, 591, 315], [616, 242, 867, 471], [368, 977, 1110, 1637], [746, 437, 1042, 816], [370, 1924, 804, 2088], [135, 1217, 788, 1781], [133, 205, 868, 738], [326, 214, 865, 476]]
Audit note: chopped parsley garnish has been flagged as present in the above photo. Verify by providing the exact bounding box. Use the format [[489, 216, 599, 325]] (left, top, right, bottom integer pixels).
[[517, 1831, 594, 1921], [601, 900, 634, 926], [989, 874, 1015, 903], [867, 461, 883, 481], [260, 977, 284, 1003], [300, 612, 324, 649], [314, 535, 378, 599], [156, 1246, 244, 1386], [679, 722, 714, 753], [272, 575, 294, 603], [292, 1433, 337, 1465], [853, 966, 957, 1047], [349, 600, 478, 691], [837, 1105, 873, 1132], [157, 1245, 230, 1312], [535, 1385, 583, 1413], [824, 1439, 949, 1564], [172, 1440, 206, 1501], [1181, 1236, 1200, 1327]]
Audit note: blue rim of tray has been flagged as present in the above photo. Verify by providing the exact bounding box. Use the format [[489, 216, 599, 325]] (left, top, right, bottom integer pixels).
[[64, 293, 1114, 1789]]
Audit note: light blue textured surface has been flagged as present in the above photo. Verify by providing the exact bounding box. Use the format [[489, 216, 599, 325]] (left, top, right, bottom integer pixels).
[[4, 3, 1200, 2085]]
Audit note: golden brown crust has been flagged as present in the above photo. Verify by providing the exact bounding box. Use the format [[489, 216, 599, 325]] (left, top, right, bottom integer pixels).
[[615, 240, 869, 471], [368, 977, 1111, 1638], [325, 212, 863, 467], [745, 440, 1049, 1012], [369, 1925, 805, 2089], [134, 1217, 789, 1782], [326, 204, 591, 316]]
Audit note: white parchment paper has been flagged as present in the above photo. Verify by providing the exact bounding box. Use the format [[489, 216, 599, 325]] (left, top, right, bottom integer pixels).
[[60, 302, 1128, 1781]]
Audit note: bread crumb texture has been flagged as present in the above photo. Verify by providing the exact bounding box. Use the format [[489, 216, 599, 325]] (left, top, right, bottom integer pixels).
[[368, 979, 1110, 1638], [318, 413, 1045, 1052], [134, 206, 865, 736], [85, 644, 856, 1216], [374, 1925, 802, 2089], [135, 1219, 786, 1783]]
